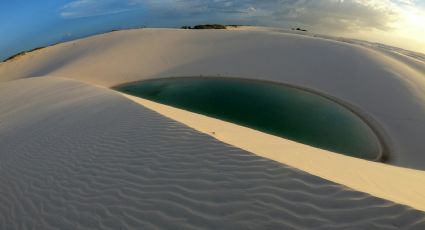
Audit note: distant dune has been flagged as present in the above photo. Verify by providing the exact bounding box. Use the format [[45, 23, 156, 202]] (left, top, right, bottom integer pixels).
[[0, 27, 425, 228]]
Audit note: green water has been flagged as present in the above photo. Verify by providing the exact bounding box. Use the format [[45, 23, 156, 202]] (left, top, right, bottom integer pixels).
[[114, 77, 382, 160]]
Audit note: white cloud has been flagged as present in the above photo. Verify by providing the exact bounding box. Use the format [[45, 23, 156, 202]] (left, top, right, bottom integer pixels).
[[139, 0, 412, 32], [269, 0, 407, 32], [59, 0, 423, 34], [60, 0, 144, 19], [57, 0, 425, 52]]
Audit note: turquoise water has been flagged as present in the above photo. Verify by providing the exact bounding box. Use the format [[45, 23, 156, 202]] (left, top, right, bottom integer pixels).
[[114, 77, 382, 160]]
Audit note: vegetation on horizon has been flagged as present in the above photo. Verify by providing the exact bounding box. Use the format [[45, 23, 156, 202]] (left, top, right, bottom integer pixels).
[[2, 47, 45, 62], [2, 24, 245, 62], [291, 27, 308, 32], [181, 24, 242, 30]]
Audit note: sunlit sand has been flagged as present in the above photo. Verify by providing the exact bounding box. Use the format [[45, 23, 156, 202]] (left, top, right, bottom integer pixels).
[[1, 27, 425, 228]]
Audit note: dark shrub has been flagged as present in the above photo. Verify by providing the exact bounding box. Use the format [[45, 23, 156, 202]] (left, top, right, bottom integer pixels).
[[192, 24, 226, 29], [3, 47, 45, 62]]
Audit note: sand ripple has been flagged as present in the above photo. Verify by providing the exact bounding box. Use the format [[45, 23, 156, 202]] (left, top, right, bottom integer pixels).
[[0, 77, 424, 229]]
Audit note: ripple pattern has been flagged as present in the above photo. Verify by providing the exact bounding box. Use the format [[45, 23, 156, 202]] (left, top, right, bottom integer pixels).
[[0, 77, 424, 229]]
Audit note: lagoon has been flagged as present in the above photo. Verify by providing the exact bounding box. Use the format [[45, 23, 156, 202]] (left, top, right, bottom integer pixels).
[[114, 77, 382, 160]]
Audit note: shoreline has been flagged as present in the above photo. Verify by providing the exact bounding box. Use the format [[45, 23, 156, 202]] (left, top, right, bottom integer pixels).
[[117, 90, 425, 212], [1, 76, 423, 228], [1, 26, 425, 225], [113, 76, 390, 162]]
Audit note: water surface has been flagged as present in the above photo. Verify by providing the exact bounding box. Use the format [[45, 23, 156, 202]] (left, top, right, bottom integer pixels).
[[114, 77, 382, 160]]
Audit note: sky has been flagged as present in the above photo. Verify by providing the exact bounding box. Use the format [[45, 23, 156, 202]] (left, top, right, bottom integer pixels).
[[1, 0, 424, 60]]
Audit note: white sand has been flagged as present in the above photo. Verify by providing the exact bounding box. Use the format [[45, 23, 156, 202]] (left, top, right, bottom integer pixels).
[[0, 76, 424, 229], [1, 28, 424, 168], [0, 27, 425, 227], [121, 93, 425, 212]]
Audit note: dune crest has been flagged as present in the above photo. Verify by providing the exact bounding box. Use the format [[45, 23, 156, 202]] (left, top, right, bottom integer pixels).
[[0, 27, 424, 168], [1, 27, 425, 227], [0, 77, 424, 229]]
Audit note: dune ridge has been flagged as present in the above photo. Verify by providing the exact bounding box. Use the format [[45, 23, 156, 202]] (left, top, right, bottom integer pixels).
[[0, 77, 424, 229], [0, 28, 424, 169], [120, 93, 425, 212], [1, 27, 425, 228]]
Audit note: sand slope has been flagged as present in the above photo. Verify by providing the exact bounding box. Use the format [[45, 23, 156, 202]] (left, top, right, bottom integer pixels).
[[121, 93, 425, 212], [1, 27, 425, 228], [1, 77, 424, 229], [0, 28, 424, 169]]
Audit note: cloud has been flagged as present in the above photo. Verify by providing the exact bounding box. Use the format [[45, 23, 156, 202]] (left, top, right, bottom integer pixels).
[[138, 0, 409, 32], [59, 0, 421, 34], [141, 0, 248, 14], [60, 0, 144, 19], [270, 0, 402, 32]]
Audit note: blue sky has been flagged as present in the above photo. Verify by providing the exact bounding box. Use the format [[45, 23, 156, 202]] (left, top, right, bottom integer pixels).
[[1, 0, 424, 60], [0, 0, 150, 60]]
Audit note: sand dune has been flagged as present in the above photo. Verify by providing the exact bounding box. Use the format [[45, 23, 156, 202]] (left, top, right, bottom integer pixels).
[[121, 93, 425, 212], [1, 28, 424, 169], [0, 77, 424, 229], [1, 27, 425, 228]]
